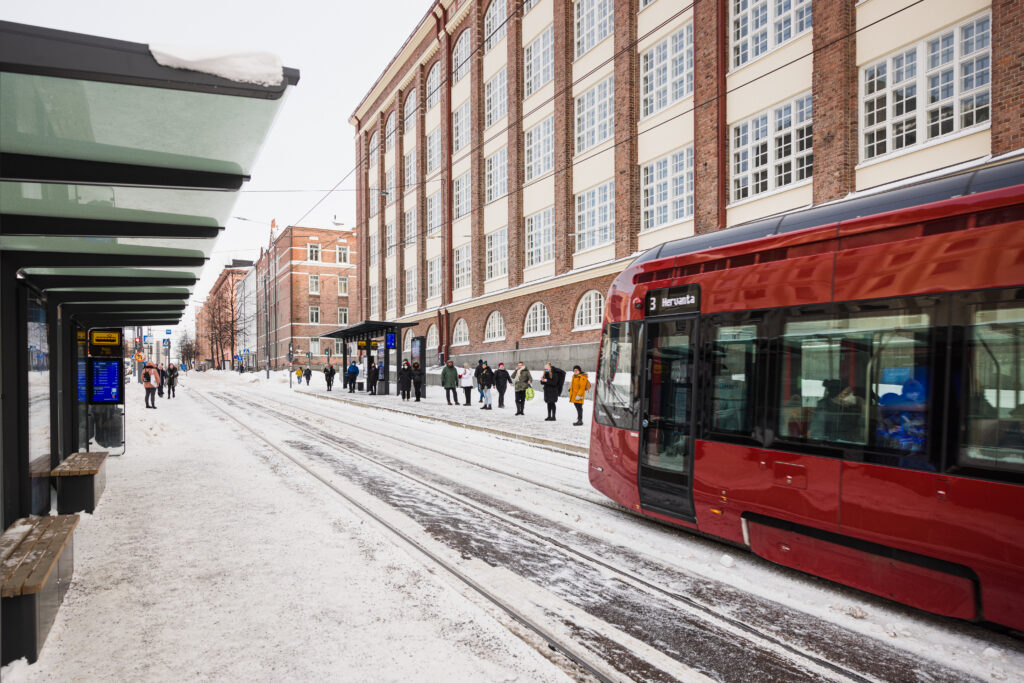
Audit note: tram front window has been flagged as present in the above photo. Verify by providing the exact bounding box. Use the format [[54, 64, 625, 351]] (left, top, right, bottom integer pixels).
[[595, 322, 641, 429]]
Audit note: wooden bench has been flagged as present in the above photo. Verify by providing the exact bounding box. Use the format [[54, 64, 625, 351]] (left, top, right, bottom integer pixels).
[[1, 515, 80, 665], [29, 455, 53, 516], [51, 452, 108, 514]]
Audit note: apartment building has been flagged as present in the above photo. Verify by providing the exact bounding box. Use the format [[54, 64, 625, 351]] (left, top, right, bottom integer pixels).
[[351, 0, 1022, 369], [196, 261, 251, 369], [236, 265, 258, 368], [254, 224, 358, 370]]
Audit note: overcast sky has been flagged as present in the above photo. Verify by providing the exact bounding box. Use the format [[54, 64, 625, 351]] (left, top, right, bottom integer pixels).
[[3, 0, 430, 340]]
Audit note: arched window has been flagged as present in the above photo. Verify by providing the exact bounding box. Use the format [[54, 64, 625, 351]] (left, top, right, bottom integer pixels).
[[452, 318, 470, 346], [574, 290, 605, 330], [384, 113, 396, 153], [368, 132, 379, 168], [452, 30, 471, 83], [484, 311, 505, 341], [426, 63, 441, 109], [483, 2, 506, 52], [426, 324, 439, 351], [404, 89, 418, 132], [404, 330, 413, 351], [524, 302, 550, 336]]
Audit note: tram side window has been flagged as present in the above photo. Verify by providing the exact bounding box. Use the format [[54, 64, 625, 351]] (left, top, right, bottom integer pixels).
[[595, 322, 641, 429], [709, 324, 758, 435], [777, 309, 936, 468], [960, 301, 1024, 474]]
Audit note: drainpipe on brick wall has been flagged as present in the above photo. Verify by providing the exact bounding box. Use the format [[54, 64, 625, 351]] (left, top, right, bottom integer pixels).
[[716, 0, 728, 229], [443, 308, 450, 365], [442, 4, 454, 313]]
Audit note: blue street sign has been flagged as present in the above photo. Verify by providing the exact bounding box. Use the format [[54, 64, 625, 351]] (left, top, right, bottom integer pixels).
[[162, 339, 170, 347], [165, 329, 172, 335], [143, 335, 153, 343]]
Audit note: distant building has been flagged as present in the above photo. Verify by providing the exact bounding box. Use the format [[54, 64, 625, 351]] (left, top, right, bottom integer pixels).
[[196, 261, 251, 369], [350, 0, 1022, 370], [236, 266, 258, 369], [254, 224, 358, 370]]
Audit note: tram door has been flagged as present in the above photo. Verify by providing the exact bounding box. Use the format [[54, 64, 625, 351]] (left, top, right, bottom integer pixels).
[[639, 317, 696, 519]]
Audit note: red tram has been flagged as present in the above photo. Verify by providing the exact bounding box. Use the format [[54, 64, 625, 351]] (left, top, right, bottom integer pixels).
[[589, 159, 1024, 630]]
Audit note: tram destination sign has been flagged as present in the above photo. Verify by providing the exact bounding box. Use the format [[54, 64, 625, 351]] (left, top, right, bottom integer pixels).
[[645, 284, 701, 317]]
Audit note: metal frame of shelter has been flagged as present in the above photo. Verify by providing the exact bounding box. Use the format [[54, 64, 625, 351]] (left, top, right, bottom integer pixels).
[[324, 320, 418, 395], [0, 20, 299, 530]]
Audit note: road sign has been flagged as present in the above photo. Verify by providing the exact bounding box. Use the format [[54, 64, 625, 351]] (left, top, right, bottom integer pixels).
[[244, 348, 249, 354], [143, 335, 153, 344], [133, 352, 145, 362], [165, 329, 172, 335], [325, 348, 332, 359], [162, 339, 170, 347], [306, 352, 311, 359]]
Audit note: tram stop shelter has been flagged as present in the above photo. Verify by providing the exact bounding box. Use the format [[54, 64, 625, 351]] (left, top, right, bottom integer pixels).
[[323, 320, 418, 395], [0, 20, 298, 541]]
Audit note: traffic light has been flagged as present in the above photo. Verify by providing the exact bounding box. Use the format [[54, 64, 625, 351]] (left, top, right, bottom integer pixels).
[[134, 337, 142, 346]]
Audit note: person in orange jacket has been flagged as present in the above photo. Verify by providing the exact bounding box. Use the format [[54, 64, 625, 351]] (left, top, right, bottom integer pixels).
[[569, 365, 591, 426]]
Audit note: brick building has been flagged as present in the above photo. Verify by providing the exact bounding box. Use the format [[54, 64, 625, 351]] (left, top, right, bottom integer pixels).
[[350, 0, 1023, 370], [196, 261, 251, 369], [254, 224, 358, 370]]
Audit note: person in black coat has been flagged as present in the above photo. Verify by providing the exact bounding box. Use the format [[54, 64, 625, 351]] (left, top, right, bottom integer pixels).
[[493, 362, 511, 408], [324, 364, 336, 391], [397, 361, 413, 400], [303, 366, 312, 385], [540, 362, 565, 421], [479, 361, 495, 410], [474, 359, 485, 403], [367, 359, 379, 395], [412, 361, 424, 401]]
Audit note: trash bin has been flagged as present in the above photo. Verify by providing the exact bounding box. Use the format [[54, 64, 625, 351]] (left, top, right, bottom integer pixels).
[[356, 381, 364, 391], [377, 379, 387, 394]]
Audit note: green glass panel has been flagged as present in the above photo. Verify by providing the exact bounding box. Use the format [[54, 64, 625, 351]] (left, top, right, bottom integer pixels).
[[1, 235, 210, 258]]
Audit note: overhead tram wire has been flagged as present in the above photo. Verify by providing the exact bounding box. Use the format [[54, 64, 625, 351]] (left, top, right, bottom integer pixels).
[[292, 0, 928, 246]]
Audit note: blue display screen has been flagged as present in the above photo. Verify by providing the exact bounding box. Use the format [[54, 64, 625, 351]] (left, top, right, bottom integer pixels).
[[90, 359, 121, 403], [78, 359, 87, 402]]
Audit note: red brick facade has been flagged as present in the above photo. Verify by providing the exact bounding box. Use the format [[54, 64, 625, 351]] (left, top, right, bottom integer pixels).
[[992, 0, 1024, 155], [812, 0, 857, 202]]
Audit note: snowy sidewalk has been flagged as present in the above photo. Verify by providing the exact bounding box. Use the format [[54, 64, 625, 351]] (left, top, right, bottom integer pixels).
[[289, 376, 592, 453], [1, 380, 569, 682]]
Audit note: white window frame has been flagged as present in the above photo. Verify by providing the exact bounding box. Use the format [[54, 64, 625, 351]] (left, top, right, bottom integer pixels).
[[485, 227, 508, 280], [574, 290, 605, 330], [368, 184, 378, 217], [337, 307, 349, 326], [641, 22, 693, 118], [386, 276, 395, 312], [861, 12, 991, 163], [575, 74, 614, 154], [309, 306, 320, 324], [427, 324, 439, 350], [452, 101, 471, 154], [308, 273, 320, 295], [453, 244, 471, 290], [369, 285, 379, 319], [369, 236, 378, 267], [575, 0, 614, 59], [484, 311, 506, 341], [336, 245, 349, 264], [484, 1, 507, 52], [575, 180, 615, 252], [309, 337, 320, 356], [385, 222, 396, 256], [307, 243, 321, 262], [404, 207, 418, 246], [405, 267, 417, 306], [525, 116, 554, 181], [368, 132, 378, 168], [525, 207, 554, 266], [404, 89, 418, 132], [485, 146, 508, 203], [731, 0, 812, 70], [485, 67, 508, 128], [731, 91, 813, 202], [385, 167, 395, 202], [523, 0, 539, 13], [404, 148, 417, 190], [452, 318, 470, 346], [335, 338, 344, 355], [524, 302, 551, 337], [404, 330, 413, 352], [453, 30, 471, 83], [385, 113, 396, 153], [338, 276, 348, 296], [427, 192, 443, 235], [453, 171, 471, 219], [426, 127, 441, 173], [524, 26, 554, 98], [641, 145, 694, 231], [427, 257, 442, 298], [426, 63, 441, 110]]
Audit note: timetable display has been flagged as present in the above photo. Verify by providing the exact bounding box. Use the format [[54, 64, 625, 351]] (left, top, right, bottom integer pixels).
[[89, 359, 123, 404]]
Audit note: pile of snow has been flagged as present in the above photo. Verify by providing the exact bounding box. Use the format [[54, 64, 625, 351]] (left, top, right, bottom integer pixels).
[[150, 45, 283, 86]]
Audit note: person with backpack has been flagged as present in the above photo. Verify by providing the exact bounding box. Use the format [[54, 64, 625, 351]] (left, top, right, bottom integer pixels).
[[142, 362, 161, 409], [540, 362, 566, 421], [441, 359, 460, 405], [569, 365, 591, 426], [512, 361, 532, 416]]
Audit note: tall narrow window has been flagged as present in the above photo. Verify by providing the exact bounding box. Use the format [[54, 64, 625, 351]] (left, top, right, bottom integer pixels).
[[732, 92, 812, 201], [426, 63, 441, 109], [309, 274, 320, 294], [525, 116, 554, 181], [453, 172, 471, 219], [452, 101, 471, 154], [307, 243, 321, 261], [309, 306, 320, 324], [427, 257, 442, 298], [405, 267, 418, 306], [427, 324, 439, 351], [384, 113, 396, 153], [369, 285, 379, 318], [525, 207, 554, 266], [368, 184, 378, 217], [486, 228, 508, 280], [483, 1, 507, 51], [524, 26, 554, 97], [575, 74, 614, 154], [485, 147, 508, 203], [404, 207, 418, 246], [385, 168, 395, 202], [337, 308, 348, 325], [336, 245, 349, 264], [453, 244, 471, 290], [642, 146, 694, 230], [385, 222, 395, 256], [368, 132, 378, 167], [426, 127, 441, 173], [732, 0, 812, 69], [386, 276, 395, 312], [452, 31, 471, 83], [641, 22, 693, 118], [575, 180, 615, 251], [485, 68, 508, 128], [427, 192, 443, 234], [404, 148, 417, 190], [575, 0, 614, 58], [338, 276, 348, 295], [369, 236, 378, 266], [404, 89, 418, 132]]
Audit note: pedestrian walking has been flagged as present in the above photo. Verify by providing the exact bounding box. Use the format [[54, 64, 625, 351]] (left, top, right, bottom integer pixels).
[[474, 360, 485, 403], [397, 360, 413, 400], [460, 362, 475, 406], [494, 362, 511, 408], [367, 360, 379, 395], [569, 365, 591, 426], [541, 362, 566, 421], [412, 362, 424, 401], [480, 361, 494, 410], [303, 366, 311, 385], [296, 367, 303, 384], [324, 363, 336, 391], [166, 363, 179, 399], [512, 361, 532, 416], [142, 362, 161, 409], [441, 359, 460, 405], [346, 361, 359, 392], [157, 363, 166, 397]]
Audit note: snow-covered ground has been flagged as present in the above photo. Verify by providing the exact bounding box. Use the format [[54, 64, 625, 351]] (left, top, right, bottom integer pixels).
[[6, 369, 1023, 681]]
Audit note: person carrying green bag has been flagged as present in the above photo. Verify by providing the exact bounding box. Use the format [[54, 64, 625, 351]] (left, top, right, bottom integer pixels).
[[512, 361, 533, 416]]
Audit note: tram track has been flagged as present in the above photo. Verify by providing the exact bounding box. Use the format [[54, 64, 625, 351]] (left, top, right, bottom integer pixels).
[[198, 387, 985, 683]]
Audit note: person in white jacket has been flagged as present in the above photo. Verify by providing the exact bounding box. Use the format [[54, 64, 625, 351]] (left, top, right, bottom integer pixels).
[[459, 362, 475, 406]]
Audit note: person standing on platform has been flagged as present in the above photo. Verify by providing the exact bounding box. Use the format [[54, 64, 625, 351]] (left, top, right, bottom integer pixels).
[[166, 363, 179, 399], [346, 361, 359, 393], [143, 362, 160, 409], [303, 366, 311, 385], [569, 365, 591, 426], [494, 362, 511, 408], [541, 362, 565, 421], [412, 362, 424, 401], [367, 359, 379, 395], [474, 359, 485, 403], [296, 366, 303, 384], [480, 361, 494, 410], [441, 359, 459, 405], [397, 360, 413, 400], [512, 361, 532, 416], [460, 363, 475, 406], [324, 364, 335, 391], [157, 363, 166, 398]]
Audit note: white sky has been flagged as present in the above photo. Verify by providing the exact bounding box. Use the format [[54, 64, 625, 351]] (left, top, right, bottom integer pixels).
[[1, 0, 431, 341]]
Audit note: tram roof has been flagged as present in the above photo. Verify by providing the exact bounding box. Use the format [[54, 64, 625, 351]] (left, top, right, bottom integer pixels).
[[0, 20, 299, 326]]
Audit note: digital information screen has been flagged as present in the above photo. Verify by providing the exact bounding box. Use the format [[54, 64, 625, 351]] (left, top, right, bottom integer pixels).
[[78, 359, 87, 402], [89, 359, 123, 404]]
